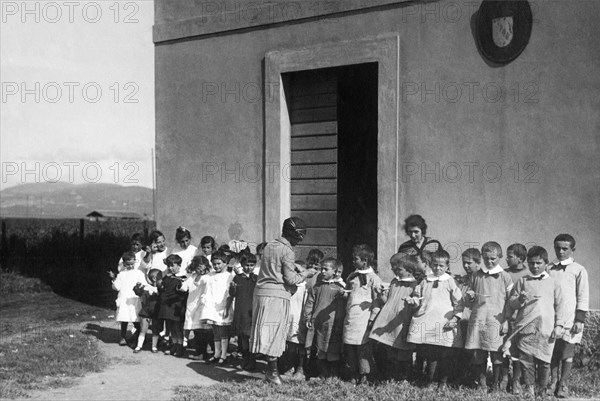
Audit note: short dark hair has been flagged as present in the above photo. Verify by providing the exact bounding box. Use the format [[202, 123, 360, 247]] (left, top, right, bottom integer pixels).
[[554, 234, 576, 249], [164, 254, 182, 267], [149, 230, 165, 243], [188, 255, 210, 274], [527, 246, 549, 264], [200, 236, 217, 250], [389, 253, 419, 276], [307, 248, 325, 264], [403, 214, 427, 236], [211, 251, 228, 264], [122, 251, 136, 262], [175, 226, 191, 241], [321, 257, 343, 273], [507, 243, 527, 261], [461, 248, 481, 264], [241, 253, 257, 266], [147, 269, 163, 284], [430, 249, 451, 264], [131, 233, 143, 243], [352, 244, 375, 267], [482, 241, 503, 258]]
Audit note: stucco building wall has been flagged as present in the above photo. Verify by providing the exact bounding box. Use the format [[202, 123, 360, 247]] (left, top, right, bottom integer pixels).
[[154, 0, 600, 307]]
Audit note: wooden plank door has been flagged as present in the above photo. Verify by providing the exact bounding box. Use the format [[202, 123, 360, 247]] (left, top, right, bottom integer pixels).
[[287, 70, 338, 260]]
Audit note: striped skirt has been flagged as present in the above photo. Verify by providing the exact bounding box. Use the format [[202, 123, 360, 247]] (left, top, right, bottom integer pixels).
[[250, 295, 290, 357]]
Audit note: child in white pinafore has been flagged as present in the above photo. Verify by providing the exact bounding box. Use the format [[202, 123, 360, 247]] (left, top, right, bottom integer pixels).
[[200, 251, 234, 364], [109, 251, 146, 345], [369, 253, 418, 381], [463, 241, 513, 391], [547, 234, 589, 398], [508, 246, 567, 397], [343, 244, 383, 384], [406, 250, 463, 388], [179, 255, 211, 357]]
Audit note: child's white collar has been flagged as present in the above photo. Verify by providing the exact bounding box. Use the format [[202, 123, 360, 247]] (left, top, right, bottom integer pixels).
[[356, 267, 374, 274], [426, 272, 451, 282], [322, 277, 346, 287], [529, 271, 549, 280], [396, 277, 416, 282], [552, 257, 574, 266], [481, 264, 503, 275]]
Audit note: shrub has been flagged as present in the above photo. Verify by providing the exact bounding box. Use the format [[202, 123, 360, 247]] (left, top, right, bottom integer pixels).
[[0, 270, 51, 295], [575, 310, 600, 370]]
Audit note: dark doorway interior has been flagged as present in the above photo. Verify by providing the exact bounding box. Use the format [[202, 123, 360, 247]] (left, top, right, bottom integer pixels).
[[336, 63, 378, 275], [283, 63, 378, 274]]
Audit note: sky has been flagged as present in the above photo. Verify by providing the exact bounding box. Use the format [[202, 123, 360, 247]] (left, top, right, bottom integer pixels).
[[0, 0, 155, 190]]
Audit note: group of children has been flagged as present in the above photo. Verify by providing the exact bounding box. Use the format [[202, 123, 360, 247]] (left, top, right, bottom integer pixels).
[[109, 225, 589, 398], [110, 227, 263, 367]]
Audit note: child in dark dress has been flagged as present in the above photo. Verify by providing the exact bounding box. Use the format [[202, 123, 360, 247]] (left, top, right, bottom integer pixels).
[[132, 269, 162, 353], [229, 253, 258, 370], [158, 254, 186, 357]]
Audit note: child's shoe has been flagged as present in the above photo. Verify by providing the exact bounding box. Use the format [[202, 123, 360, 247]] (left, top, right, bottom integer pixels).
[[151, 347, 159, 353], [119, 338, 127, 346], [133, 347, 142, 353], [556, 383, 568, 399], [546, 379, 557, 396], [292, 366, 305, 381], [265, 359, 282, 385], [164, 344, 177, 355], [357, 374, 369, 385], [174, 344, 185, 358]]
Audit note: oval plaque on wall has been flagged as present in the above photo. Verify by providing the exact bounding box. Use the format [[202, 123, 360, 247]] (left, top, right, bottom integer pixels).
[[476, 0, 533, 65]]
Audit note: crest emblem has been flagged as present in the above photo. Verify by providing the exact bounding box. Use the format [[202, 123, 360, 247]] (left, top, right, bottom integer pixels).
[[492, 16, 514, 47]]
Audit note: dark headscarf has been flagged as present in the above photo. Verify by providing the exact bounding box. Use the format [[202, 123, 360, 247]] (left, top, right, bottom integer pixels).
[[282, 217, 307, 242]]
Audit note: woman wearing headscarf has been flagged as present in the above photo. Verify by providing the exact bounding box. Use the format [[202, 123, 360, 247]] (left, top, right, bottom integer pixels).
[[250, 217, 318, 384]]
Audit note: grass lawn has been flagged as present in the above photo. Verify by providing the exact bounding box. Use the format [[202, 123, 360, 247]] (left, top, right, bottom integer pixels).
[[172, 365, 600, 401], [0, 272, 112, 398]]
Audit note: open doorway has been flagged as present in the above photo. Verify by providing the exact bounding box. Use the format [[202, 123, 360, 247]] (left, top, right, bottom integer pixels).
[[283, 63, 378, 274]]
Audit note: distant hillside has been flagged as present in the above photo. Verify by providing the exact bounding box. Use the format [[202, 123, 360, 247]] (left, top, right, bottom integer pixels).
[[0, 182, 153, 218]]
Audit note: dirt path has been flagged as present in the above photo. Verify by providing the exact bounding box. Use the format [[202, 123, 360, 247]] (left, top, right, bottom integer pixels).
[[24, 320, 264, 401]]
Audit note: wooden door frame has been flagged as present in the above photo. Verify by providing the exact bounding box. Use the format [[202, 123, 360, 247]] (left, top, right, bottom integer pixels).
[[264, 35, 401, 280]]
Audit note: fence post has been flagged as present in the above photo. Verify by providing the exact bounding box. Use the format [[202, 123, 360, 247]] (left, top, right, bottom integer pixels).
[[79, 219, 85, 245], [1, 220, 7, 262]]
